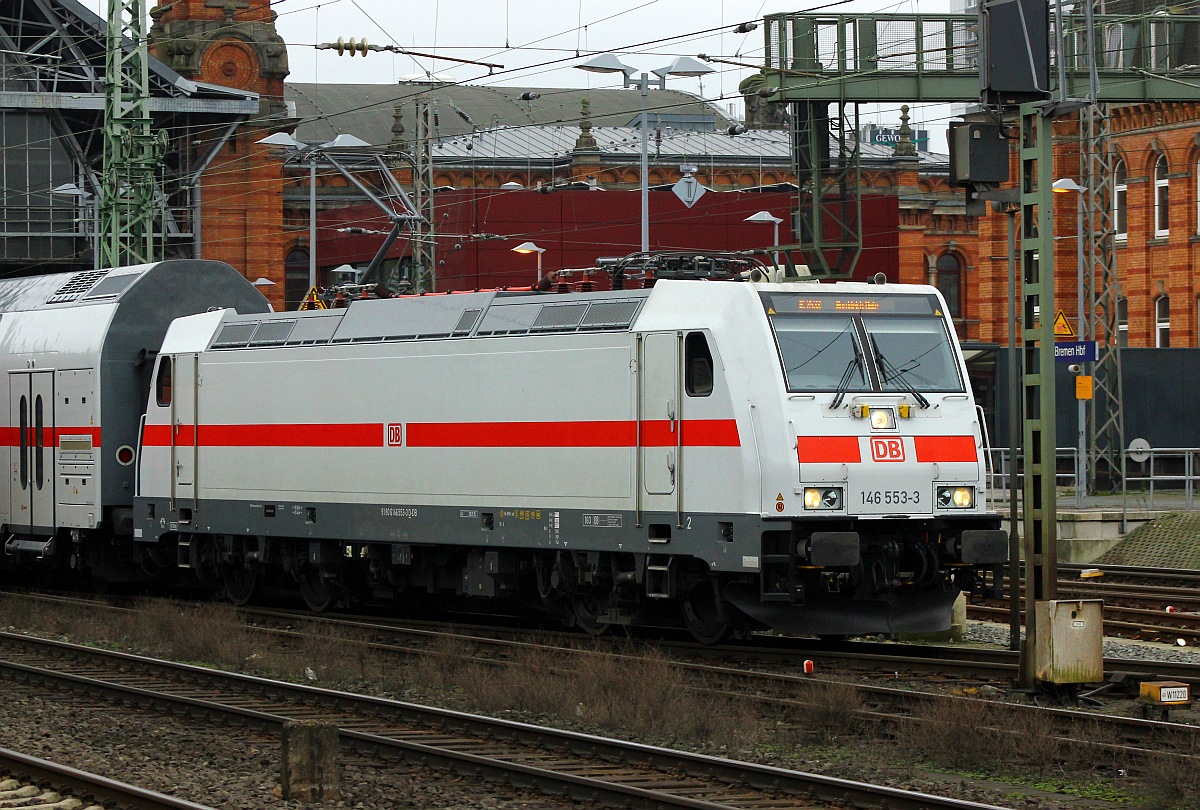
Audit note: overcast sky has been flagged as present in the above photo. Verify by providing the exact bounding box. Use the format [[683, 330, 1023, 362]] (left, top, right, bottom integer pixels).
[[267, 0, 955, 134], [87, 0, 961, 145]]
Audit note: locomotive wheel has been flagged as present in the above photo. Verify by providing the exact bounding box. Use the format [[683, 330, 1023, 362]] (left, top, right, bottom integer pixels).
[[221, 565, 259, 606], [571, 592, 611, 636], [682, 577, 733, 645], [298, 565, 335, 612]]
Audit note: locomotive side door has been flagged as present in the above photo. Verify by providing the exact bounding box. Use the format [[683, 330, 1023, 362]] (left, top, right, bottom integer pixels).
[[638, 332, 681, 501], [8, 370, 55, 534], [171, 353, 199, 505]]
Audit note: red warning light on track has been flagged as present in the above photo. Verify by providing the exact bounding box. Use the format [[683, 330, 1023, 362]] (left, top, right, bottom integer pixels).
[[803, 659, 815, 674]]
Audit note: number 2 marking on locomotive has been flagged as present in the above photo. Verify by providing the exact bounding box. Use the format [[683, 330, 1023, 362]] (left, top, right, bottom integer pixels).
[[686, 516, 692, 530]]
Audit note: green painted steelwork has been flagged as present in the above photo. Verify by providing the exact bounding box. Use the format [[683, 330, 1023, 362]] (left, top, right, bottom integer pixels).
[[762, 12, 1200, 103], [101, 0, 165, 269]]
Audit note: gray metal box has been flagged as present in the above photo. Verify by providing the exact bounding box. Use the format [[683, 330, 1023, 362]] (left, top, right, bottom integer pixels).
[[949, 123, 1009, 185], [1034, 599, 1103, 685], [979, 0, 1049, 102]]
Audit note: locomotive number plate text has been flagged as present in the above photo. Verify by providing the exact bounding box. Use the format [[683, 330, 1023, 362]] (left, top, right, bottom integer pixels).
[[860, 489, 920, 506]]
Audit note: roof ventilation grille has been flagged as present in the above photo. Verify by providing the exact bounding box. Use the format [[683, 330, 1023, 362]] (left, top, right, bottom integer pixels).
[[47, 269, 110, 304]]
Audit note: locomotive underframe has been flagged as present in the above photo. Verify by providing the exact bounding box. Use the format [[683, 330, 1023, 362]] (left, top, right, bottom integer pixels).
[[126, 495, 1005, 640]]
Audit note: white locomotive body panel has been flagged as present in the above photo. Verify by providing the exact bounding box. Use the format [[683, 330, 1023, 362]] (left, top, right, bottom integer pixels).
[[134, 278, 1005, 636], [0, 257, 1005, 640]]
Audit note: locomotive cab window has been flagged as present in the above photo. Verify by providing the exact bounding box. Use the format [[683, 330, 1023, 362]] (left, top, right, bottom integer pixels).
[[685, 332, 713, 397], [761, 291, 963, 394], [155, 357, 172, 406]]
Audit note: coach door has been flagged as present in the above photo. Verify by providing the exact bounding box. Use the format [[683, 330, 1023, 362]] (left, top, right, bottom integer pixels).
[[638, 332, 681, 501], [171, 353, 199, 505], [9, 370, 55, 534]]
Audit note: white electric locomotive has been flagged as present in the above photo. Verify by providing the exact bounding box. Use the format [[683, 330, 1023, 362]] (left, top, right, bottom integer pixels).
[[127, 265, 1006, 641]]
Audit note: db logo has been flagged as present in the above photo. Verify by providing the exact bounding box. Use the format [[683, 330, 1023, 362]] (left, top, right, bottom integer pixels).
[[387, 423, 404, 446], [870, 437, 905, 462]]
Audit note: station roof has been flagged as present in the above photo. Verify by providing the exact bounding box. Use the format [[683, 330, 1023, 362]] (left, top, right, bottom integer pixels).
[[286, 81, 734, 145], [427, 125, 947, 169]]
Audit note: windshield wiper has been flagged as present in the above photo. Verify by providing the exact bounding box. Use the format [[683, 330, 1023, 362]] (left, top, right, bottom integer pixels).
[[830, 339, 865, 409], [869, 335, 930, 409]]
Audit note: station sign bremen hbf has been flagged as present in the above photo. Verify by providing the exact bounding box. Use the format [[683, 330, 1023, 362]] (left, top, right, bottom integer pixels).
[[1053, 341, 1097, 363]]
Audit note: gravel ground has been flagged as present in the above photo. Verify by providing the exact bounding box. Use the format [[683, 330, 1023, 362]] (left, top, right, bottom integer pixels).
[[0, 686, 579, 810], [964, 618, 1200, 664], [2, 616, 1197, 809]]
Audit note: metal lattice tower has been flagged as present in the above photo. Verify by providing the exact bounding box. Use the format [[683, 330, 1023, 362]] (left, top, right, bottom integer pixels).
[[1081, 104, 1125, 493], [101, 0, 164, 269], [792, 101, 863, 277], [411, 96, 436, 291]]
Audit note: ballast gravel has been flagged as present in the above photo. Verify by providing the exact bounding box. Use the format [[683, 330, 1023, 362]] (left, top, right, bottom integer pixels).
[[0, 686, 577, 810], [2, 621, 1197, 809]]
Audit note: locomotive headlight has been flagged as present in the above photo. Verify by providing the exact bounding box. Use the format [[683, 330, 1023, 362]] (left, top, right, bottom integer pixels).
[[937, 486, 975, 509], [803, 487, 843, 510], [869, 407, 896, 430]]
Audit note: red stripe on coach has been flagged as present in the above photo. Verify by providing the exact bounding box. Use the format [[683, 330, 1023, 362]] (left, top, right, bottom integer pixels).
[[797, 436, 861, 463], [0, 426, 101, 446], [914, 435, 978, 463]]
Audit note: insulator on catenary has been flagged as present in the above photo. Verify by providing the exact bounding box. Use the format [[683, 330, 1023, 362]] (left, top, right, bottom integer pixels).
[[334, 36, 370, 56]]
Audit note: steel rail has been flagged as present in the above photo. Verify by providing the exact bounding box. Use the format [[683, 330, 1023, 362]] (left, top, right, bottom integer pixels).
[[0, 746, 219, 810], [0, 632, 1004, 810]]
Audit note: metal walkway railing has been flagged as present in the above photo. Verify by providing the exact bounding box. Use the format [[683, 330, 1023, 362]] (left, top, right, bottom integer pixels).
[[986, 446, 1200, 511]]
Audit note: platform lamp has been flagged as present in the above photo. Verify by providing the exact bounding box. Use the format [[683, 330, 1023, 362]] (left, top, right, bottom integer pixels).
[[745, 210, 784, 266], [576, 55, 714, 252], [256, 131, 373, 292], [252, 277, 276, 302], [511, 241, 545, 282], [1053, 176, 1087, 506]]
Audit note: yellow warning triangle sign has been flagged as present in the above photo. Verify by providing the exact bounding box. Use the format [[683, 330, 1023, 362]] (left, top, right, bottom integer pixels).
[[1052, 310, 1075, 338], [298, 286, 327, 310]]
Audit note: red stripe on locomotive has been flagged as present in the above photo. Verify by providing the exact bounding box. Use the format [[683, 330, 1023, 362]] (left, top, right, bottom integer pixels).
[[141, 420, 741, 448], [797, 435, 861, 463], [913, 435, 977, 463]]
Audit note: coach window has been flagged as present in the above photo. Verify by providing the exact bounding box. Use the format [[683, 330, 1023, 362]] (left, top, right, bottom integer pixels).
[[155, 357, 172, 406], [684, 332, 713, 397]]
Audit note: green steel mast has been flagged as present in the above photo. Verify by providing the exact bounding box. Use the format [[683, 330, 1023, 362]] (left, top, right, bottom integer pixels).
[[101, 0, 164, 269]]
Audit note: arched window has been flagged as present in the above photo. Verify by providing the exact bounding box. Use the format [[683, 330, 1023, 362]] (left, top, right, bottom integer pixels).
[[1117, 296, 1128, 348], [1113, 160, 1128, 241], [1195, 156, 1200, 234], [1155, 295, 1171, 347], [284, 248, 310, 311], [935, 253, 962, 319], [1154, 154, 1170, 237]]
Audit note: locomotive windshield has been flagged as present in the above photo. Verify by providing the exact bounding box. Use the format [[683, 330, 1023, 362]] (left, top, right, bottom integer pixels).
[[761, 291, 964, 394]]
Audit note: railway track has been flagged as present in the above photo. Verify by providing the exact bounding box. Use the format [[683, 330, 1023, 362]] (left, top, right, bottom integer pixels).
[[6, 590, 1200, 767], [0, 631, 1006, 810], [0, 746, 216, 810], [972, 563, 1200, 642]]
